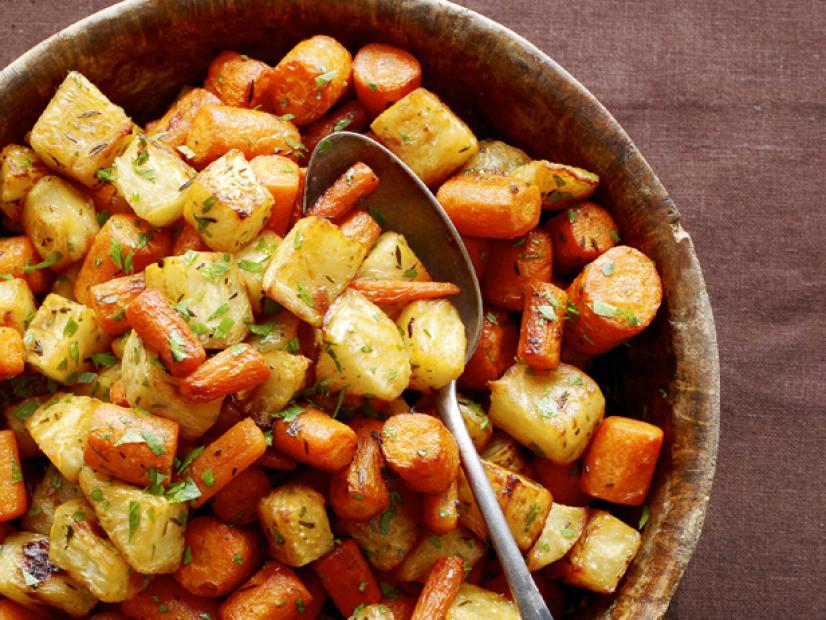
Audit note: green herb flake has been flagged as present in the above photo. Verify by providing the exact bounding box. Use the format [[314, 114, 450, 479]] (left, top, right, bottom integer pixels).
[[286, 337, 301, 354], [601, 261, 615, 276], [639, 505, 650, 529], [560, 527, 576, 539], [91, 352, 117, 368], [537, 305, 557, 322], [168, 330, 189, 362], [10, 458, 22, 483], [610, 229, 621, 243], [314, 68, 338, 87], [238, 258, 267, 273], [13, 400, 39, 421], [568, 208, 577, 223], [232, 553, 244, 565], [297, 282, 314, 308], [428, 533, 442, 548], [142, 429, 167, 456], [213, 316, 235, 340], [485, 311, 499, 325], [183, 545, 192, 565], [402, 266, 418, 278], [367, 206, 387, 227], [177, 446, 205, 475], [23, 251, 62, 273], [128, 501, 140, 541]]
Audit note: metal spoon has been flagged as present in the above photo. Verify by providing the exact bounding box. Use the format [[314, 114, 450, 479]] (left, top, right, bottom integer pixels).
[[304, 131, 554, 620]]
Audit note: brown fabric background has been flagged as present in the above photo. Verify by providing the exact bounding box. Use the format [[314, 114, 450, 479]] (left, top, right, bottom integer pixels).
[[1, 0, 824, 617]]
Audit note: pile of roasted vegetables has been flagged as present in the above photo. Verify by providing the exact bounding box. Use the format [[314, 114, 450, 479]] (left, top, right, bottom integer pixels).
[[0, 35, 664, 619]]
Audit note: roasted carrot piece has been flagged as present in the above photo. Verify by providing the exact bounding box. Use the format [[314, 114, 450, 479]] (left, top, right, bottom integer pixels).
[[91, 181, 132, 215], [120, 575, 220, 620], [180, 344, 270, 402], [220, 561, 313, 620], [384, 594, 417, 620], [350, 280, 460, 305], [174, 515, 260, 597], [517, 282, 567, 371], [257, 446, 299, 471], [287, 166, 308, 231], [0, 598, 49, 620], [74, 213, 172, 305], [211, 465, 272, 525], [329, 418, 389, 521], [461, 236, 492, 282], [0, 236, 50, 292], [313, 539, 382, 616], [411, 555, 465, 620], [307, 162, 380, 220], [126, 288, 206, 377], [381, 413, 460, 494], [187, 418, 268, 509], [423, 477, 459, 536], [481, 229, 553, 311], [145, 87, 222, 148], [273, 407, 358, 473], [565, 246, 662, 355], [337, 208, 382, 249], [248, 154, 300, 235], [109, 379, 129, 406], [302, 100, 370, 154], [458, 308, 518, 391], [185, 104, 303, 168], [257, 35, 352, 126], [581, 416, 663, 506], [88, 273, 146, 335], [532, 458, 590, 506], [173, 223, 210, 254], [546, 202, 619, 273], [84, 402, 179, 486], [0, 326, 25, 377], [296, 569, 329, 617], [0, 430, 27, 521], [353, 43, 423, 117], [436, 175, 541, 239], [204, 50, 271, 108]]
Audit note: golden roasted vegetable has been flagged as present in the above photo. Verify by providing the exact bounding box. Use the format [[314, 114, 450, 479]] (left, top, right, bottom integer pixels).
[[0, 277, 36, 334], [316, 288, 411, 401], [263, 216, 367, 326], [49, 497, 145, 602], [233, 230, 281, 314], [78, 466, 188, 574], [23, 293, 110, 384], [236, 349, 310, 423], [246, 308, 301, 352], [258, 482, 334, 567], [488, 363, 605, 464], [23, 175, 99, 270], [509, 160, 599, 210], [0, 145, 49, 217], [183, 149, 273, 252], [111, 133, 195, 226], [370, 88, 478, 186], [458, 139, 529, 176], [458, 396, 493, 451], [446, 584, 520, 620], [397, 299, 465, 391], [21, 464, 84, 535], [480, 432, 532, 478], [396, 528, 485, 583], [355, 231, 430, 282], [526, 503, 587, 571], [29, 71, 132, 188]]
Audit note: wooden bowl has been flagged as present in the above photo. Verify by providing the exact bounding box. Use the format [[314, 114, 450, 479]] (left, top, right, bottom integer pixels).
[[0, 0, 719, 616]]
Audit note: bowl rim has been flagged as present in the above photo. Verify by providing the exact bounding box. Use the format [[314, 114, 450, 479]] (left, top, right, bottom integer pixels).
[[0, 0, 720, 616]]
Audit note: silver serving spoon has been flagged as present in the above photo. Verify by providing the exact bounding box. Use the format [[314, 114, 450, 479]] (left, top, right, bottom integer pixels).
[[305, 131, 553, 620]]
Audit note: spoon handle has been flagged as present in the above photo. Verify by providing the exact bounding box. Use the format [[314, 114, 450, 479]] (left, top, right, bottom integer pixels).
[[436, 381, 554, 620]]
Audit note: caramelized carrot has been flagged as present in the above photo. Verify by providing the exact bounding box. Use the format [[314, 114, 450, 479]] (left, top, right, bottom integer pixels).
[[0, 598, 48, 620], [84, 403, 179, 486], [302, 100, 370, 154], [211, 465, 272, 525], [517, 282, 567, 371], [565, 246, 662, 355], [287, 166, 308, 230], [109, 379, 129, 407], [436, 175, 541, 239], [250, 155, 300, 235], [180, 344, 270, 403], [307, 162, 380, 219], [88, 273, 146, 335], [0, 236, 50, 292], [172, 223, 210, 255], [91, 181, 132, 215], [461, 236, 492, 282], [532, 459, 590, 507], [353, 43, 423, 117], [120, 575, 220, 620], [74, 213, 172, 305], [256, 446, 299, 471], [337, 208, 382, 249], [411, 556, 465, 620], [458, 308, 518, 391], [204, 50, 271, 108], [273, 407, 358, 473], [145, 87, 222, 148], [546, 202, 619, 273], [188, 418, 268, 509], [219, 561, 313, 620], [313, 539, 382, 616], [0, 430, 26, 521], [350, 280, 460, 305], [423, 477, 459, 536], [0, 326, 25, 377], [581, 416, 663, 506], [126, 288, 206, 377], [481, 229, 553, 311], [329, 418, 389, 521]]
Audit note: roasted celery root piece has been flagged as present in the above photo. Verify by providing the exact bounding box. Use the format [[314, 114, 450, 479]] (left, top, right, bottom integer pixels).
[[25, 393, 98, 483], [23, 293, 110, 384], [446, 584, 520, 620], [396, 528, 485, 583], [246, 308, 301, 353], [526, 503, 587, 571], [0, 530, 98, 618], [509, 160, 599, 210], [183, 149, 273, 252], [355, 231, 430, 282], [0, 327, 25, 378], [315, 288, 411, 400], [111, 133, 195, 226], [0, 430, 27, 521], [78, 466, 188, 574], [236, 349, 310, 423], [49, 497, 145, 602], [263, 215, 367, 326], [0, 277, 37, 333], [23, 175, 99, 270], [29, 71, 132, 188], [143, 250, 253, 349], [480, 432, 532, 478], [0, 145, 49, 214], [488, 363, 605, 464], [458, 139, 529, 176], [370, 88, 478, 186], [233, 230, 281, 314], [120, 330, 222, 439], [259, 482, 335, 566], [457, 396, 493, 451], [21, 464, 84, 535]]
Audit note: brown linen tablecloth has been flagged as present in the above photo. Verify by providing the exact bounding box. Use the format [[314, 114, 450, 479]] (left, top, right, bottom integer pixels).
[[1, 1, 823, 617]]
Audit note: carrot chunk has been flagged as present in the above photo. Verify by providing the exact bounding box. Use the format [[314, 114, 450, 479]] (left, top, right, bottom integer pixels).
[[517, 282, 567, 371], [458, 308, 518, 391], [211, 465, 272, 525], [532, 459, 590, 507], [180, 344, 271, 403], [89, 273, 146, 335], [0, 235, 50, 292], [337, 208, 382, 249], [353, 43, 423, 117], [251, 155, 300, 235], [423, 477, 459, 535], [350, 279, 460, 305], [302, 100, 370, 154], [461, 236, 492, 282], [219, 561, 313, 620], [307, 162, 380, 219], [329, 418, 389, 521], [482, 229, 553, 311], [313, 539, 382, 617], [411, 556, 465, 620], [120, 575, 220, 620], [0, 326, 25, 377], [273, 407, 358, 473], [172, 223, 210, 255], [546, 202, 619, 273], [0, 430, 27, 521], [204, 50, 270, 108], [145, 87, 222, 148]]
